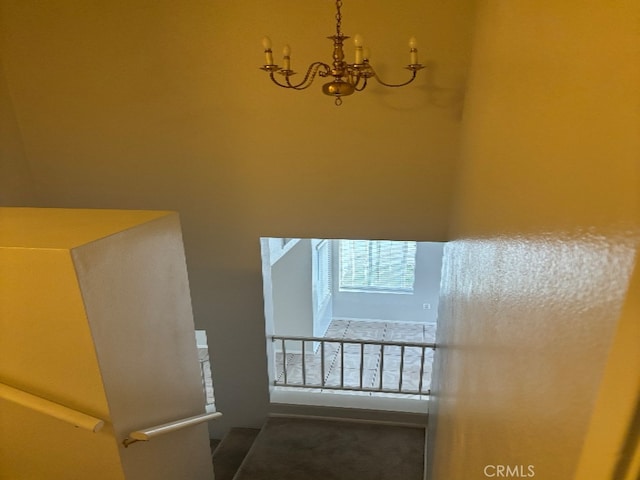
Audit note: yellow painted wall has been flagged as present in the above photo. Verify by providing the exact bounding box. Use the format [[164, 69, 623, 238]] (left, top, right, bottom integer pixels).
[[574, 260, 640, 479], [0, 209, 132, 479], [0, 38, 34, 205], [2, 3, 638, 477], [1, 208, 214, 479], [0, 247, 122, 479], [0, 0, 476, 434], [428, 1, 640, 479]]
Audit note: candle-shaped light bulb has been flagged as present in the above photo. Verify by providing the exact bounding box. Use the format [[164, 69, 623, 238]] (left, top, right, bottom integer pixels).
[[262, 36, 274, 65], [283, 44, 291, 70], [408, 36, 418, 65], [354, 34, 364, 64]]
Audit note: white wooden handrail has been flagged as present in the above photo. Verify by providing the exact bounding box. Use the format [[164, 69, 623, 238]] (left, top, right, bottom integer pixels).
[[123, 411, 222, 447], [0, 382, 105, 432]]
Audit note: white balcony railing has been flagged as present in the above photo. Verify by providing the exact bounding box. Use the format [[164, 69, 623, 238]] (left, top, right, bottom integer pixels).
[[272, 335, 435, 396]]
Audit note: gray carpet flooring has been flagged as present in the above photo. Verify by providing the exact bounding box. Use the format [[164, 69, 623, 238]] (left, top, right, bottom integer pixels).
[[233, 417, 425, 480]]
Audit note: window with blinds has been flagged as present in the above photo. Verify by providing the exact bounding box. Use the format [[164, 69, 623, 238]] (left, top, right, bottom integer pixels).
[[339, 240, 417, 293]]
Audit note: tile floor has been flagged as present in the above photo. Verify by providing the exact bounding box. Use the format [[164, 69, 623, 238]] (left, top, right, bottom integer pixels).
[[275, 319, 436, 399]]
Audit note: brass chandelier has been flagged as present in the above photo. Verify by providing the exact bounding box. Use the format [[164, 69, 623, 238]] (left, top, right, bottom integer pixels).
[[260, 0, 424, 106]]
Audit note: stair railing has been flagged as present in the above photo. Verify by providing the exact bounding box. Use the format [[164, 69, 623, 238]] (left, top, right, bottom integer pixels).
[[123, 411, 223, 447], [272, 335, 436, 395], [0, 381, 105, 432]]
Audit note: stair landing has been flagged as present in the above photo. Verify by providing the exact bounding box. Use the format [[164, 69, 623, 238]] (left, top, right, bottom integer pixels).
[[232, 416, 425, 480], [212, 428, 260, 480]]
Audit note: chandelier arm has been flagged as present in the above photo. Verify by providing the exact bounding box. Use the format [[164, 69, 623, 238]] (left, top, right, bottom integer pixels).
[[269, 62, 331, 90], [268, 72, 292, 89], [354, 77, 368, 92], [286, 62, 331, 90], [347, 65, 374, 91], [367, 64, 419, 88]]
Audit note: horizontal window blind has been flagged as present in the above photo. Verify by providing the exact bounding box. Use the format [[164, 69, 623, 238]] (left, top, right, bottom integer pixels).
[[339, 240, 417, 292]]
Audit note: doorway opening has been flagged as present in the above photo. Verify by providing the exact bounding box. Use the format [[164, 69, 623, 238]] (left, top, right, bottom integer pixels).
[[260, 238, 443, 413]]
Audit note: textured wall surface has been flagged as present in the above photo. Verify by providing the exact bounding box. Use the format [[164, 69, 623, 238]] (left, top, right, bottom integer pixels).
[[574, 260, 640, 479], [73, 212, 213, 480], [428, 0, 640, 478], [431, 235, 636, 479]]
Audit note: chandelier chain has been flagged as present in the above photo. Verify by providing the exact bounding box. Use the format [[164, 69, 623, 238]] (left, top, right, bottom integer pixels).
[[335, 0, 343, 37]]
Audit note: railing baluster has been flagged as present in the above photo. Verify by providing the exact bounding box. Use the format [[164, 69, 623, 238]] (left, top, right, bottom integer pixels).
[[378, 344, 384, 390], [418, 345, 425, 394], [340, 341, 345, 388], [359, 343, 364, 389], [282, 338, 287, 385], [302, 340, 307, 386], [399, 345, 405, 392], [321, 340, 326, 387]]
